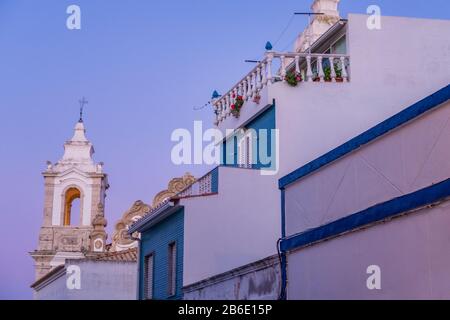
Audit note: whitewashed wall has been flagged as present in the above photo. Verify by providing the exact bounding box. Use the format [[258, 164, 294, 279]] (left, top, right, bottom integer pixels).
[[34, 260, 137, 300], [285, 100, 450, 236], [274, 14, 450, 177], [288, 201, 450, 299], [284, 97, 450, 299], [181, 14, 450, 294], [182, 166, 280, 287]]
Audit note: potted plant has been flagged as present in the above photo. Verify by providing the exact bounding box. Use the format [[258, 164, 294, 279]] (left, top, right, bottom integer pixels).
[[334, 62, 344, 82], [313, 72, 321, 82], [323, 66, 332, 82], [284, 70, 302, 87], [323, 63, 343, 82], [231, 94, 244, 118], [253, 94, 261, 104]]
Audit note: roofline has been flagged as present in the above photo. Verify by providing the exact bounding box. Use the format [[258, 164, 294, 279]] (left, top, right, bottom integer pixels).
[[304, 19, 347, 54], [183, 255, 279, 293], [30, 265, 66, 290], [279, 84, 450, 189], [172, 192, 218, 201], [128, 202, 183, 234]]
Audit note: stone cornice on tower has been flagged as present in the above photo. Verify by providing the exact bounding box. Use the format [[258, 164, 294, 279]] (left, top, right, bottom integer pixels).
[[46, 121, 102, 174]]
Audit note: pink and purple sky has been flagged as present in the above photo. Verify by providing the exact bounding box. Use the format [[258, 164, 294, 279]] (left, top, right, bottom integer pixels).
[[0, 0, 449, 299]]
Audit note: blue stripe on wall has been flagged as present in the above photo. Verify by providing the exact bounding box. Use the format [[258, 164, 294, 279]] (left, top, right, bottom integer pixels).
[[280, 177, 450, 252], [279, 84, 450, 189]]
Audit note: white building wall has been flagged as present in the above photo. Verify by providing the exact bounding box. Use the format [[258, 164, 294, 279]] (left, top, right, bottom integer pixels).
[[34, 260, 137, 300], [273, 14, 450, 177], [182, 166, 280, 287], [184, 256, 280, 300], [181, 14, 450, 295], [284, 99, 450, 236], [288, 201, 450, 300]]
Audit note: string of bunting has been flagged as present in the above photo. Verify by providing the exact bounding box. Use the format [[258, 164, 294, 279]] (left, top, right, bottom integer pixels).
[[193, 101, 212, 111]]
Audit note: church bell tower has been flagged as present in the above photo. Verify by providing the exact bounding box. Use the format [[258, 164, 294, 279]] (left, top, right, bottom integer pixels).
[[30, 117, 109, 281]]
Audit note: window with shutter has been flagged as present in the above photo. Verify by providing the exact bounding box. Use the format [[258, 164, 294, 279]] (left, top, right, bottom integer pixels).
[[144, 254, 154, 300], [168, 242, 177, 296], [238, 131, 254, 168]]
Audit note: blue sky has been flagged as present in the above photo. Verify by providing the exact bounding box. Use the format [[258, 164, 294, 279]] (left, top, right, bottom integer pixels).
[[0, 0, 449, 299]]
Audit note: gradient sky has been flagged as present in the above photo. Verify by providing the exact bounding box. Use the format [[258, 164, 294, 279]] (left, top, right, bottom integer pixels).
[[0, 0, 449, 300]]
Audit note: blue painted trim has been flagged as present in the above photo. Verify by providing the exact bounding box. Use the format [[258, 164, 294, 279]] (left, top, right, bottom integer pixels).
[[130, 204, 181, 234], [211, 167, 219, 194], [279, 84, 450, 189], [280, 177, 450, 252]]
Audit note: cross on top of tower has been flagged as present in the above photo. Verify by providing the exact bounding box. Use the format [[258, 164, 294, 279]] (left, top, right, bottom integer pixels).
[[78, 97, 88, 123]]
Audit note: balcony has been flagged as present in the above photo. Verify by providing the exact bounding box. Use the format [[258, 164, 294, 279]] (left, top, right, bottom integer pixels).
[[176, 167, 219, 199], [212, 51, 350, 126]]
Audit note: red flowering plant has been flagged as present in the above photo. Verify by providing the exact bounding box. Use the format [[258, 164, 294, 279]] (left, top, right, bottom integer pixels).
[[230, 94, 244, 118], [285, 70, 302, 87]]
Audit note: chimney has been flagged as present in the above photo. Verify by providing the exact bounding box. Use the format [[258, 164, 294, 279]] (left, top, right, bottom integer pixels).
[[294, 0, 341, 53]]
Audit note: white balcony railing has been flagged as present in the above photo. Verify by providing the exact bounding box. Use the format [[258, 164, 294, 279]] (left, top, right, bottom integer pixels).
[[176, 167, 219, 198], [212, 51, 350, 125]]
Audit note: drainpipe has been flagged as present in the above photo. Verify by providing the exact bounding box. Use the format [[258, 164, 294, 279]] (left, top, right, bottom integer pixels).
[[130, 234, 141, 300], [277, 239, 287, 300], [278, 188, 288, 300]]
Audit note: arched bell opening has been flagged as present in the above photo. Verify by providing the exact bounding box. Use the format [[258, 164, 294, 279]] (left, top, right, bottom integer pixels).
[[63, 187, 81, 226]]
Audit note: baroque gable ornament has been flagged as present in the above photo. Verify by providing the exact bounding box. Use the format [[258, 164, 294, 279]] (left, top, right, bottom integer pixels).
[[110, 173, 196, 252], [111, 200, 151, 252], [152, 173, 196, 206]]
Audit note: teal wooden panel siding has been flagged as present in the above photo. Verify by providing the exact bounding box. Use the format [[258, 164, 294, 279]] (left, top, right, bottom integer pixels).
[[139, 208, 184, 300]]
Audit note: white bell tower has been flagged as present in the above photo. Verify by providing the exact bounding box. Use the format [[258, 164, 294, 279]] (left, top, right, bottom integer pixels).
[[294, 0, 341, 52], [30, 118, 109, 281]]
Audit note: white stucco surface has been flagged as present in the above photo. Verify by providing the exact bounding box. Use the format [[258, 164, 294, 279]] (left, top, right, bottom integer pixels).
[[34, 260, 137, 300], [283, 88, 450, 300], [274, 14, 450, 177], [182, 14, 450, 292], [285, 100, 450, 236], [287, 201, 450, 300], [182, 166, 280, 287]]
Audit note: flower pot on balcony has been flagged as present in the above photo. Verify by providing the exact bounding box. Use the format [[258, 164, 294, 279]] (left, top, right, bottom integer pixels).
[[231, 95, 244, 118], [285, 71, 302, 87], [335, 77, 344, 82], [253, 95, 261, 104]]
